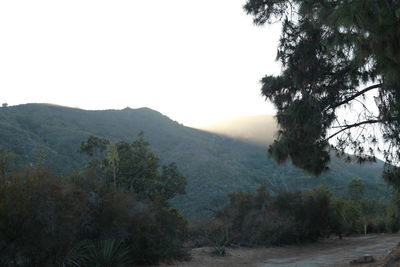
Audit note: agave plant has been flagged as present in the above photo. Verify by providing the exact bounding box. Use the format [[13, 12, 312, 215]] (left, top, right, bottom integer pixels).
[[62, 239, 131, 267]]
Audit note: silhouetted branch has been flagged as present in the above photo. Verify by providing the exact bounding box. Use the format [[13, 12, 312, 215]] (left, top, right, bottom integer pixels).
[[326, 119, 382, 141], [328, 83, 382, 110]]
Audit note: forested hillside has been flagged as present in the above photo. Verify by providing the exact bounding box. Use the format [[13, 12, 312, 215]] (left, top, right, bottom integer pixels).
[[0, 104, 388, 217]]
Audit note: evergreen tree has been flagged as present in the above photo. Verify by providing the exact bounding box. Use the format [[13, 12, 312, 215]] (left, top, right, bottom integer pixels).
[[244, 0, 400, 180]]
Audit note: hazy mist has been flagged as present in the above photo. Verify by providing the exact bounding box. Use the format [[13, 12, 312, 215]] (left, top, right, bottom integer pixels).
[[198, 114, 278, 146]]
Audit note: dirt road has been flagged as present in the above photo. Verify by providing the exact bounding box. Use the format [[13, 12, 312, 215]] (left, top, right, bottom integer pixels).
[[164, 234, 400, 267]]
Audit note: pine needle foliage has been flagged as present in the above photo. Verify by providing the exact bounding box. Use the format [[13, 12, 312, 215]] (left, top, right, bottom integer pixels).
[[244, 0, 400, 179]]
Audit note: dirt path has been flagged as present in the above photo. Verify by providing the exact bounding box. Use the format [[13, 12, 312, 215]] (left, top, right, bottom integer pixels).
[[163, 234, 400, 267]]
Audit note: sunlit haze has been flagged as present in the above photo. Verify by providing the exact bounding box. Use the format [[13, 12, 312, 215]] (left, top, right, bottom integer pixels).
[[0, 0, 280, 126]]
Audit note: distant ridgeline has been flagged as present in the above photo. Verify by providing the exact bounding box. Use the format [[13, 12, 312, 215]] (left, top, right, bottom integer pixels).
[[0, 104, 388, 217]]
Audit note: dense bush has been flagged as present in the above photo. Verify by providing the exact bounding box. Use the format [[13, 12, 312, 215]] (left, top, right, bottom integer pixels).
[[0, 168, 86, 266], [209, 185, 332, 246], [385, 193, 400, 233], [85, 190, 188, 264], [195, 184, 399, 249], [0, 133, 189, 266], [191, 201, 338, 252], [0, 169, 188, 266]]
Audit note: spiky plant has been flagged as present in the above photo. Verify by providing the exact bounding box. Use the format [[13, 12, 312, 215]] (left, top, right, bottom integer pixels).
[[62, 239, 131, 267]]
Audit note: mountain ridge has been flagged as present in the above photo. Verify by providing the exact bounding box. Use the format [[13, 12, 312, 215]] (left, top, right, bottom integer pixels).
[[0, 104, 389, 217]]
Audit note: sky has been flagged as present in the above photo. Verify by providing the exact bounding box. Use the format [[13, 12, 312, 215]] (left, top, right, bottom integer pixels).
[[0, 0, 281, 127]]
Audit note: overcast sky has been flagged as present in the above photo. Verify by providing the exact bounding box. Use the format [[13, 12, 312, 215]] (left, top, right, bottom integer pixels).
[[0, 0, 281, 126]]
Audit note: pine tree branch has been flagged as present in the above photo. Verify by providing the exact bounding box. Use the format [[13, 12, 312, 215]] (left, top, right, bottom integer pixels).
[[328, 83, 383, 110], [325, 119, 382, 141]]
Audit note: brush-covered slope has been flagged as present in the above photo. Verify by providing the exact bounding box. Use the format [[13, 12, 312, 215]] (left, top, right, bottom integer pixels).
[[0, 104, 388, 217]]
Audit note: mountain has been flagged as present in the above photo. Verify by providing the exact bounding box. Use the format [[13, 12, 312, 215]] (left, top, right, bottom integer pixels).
[[0, 104, 389, 218]]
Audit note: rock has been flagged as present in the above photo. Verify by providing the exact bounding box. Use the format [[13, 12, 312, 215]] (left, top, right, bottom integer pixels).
[[350, 254, 375, 265], [381, 246, 400, 267]]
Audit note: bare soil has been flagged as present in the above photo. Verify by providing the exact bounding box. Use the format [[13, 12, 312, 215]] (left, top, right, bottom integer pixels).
[[160, 234, 400, 267]]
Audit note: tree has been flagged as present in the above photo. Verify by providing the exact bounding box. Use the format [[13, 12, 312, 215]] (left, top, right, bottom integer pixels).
[[115, 132, 160, 198], [244, 1, 400, 179], [75, 134, 189, 263], [79, 132, 187, 204], [0, 148, 13, 180], [79, 136, 110, 157], [116, 132, 187, 203], [157, 163, 187, 202], [330, 198, 362, 238], [347, 178, 365, 201], [107, 143, 119, 192]]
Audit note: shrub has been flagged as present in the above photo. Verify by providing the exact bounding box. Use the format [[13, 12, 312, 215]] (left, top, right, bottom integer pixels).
[[78, 190, 188, 264], [212, 186, 333, 247], [0, 168, 86, 266]]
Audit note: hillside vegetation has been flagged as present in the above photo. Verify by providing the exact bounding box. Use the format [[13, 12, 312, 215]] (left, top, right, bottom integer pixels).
[[0, 104, 389, 217]]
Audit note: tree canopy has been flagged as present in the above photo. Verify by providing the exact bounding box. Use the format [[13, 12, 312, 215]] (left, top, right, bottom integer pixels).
[[244, 0, 400, 180], [79, 132, 187, 204]]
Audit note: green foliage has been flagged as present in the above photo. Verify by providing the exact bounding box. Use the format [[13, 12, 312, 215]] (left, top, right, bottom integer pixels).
[[359, 198, 388, 233], [330, 198, 362, 237], [79, 132, 187, 204], [157, 163, 187, 202], [383, 166, 400, 191], [244, 0, 400, 176], [347, 178, 365, 201], [213, 185, 332, 246], [385, 192, 400, 233], [115, 132, 162, 198], [201, 185, 397, 248], [79, 136, 110, 157]]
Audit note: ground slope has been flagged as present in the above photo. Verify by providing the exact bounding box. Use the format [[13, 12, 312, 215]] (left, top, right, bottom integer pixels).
[[158, 234, 400, 267]]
